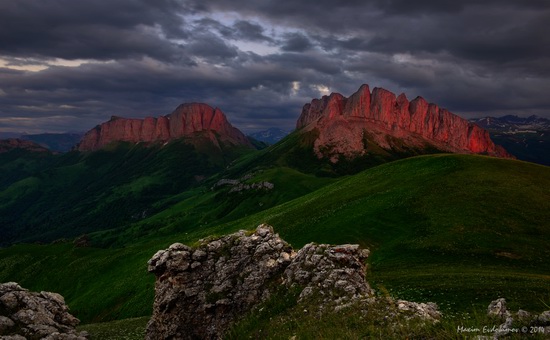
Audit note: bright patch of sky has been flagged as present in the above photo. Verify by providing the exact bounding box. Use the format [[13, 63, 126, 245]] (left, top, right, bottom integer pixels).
[[291, 81, 301, 96], [0, 58, 48, 72], [0, 57, 112, 72], [314, 84, 331, 96], [233, 41, 278, 56], [0, 115, 84, 134]]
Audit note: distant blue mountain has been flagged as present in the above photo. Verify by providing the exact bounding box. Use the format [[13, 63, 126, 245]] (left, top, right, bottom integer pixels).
[[0, 132, 22, 139], [470, 115, 550, 132], [248, 128, 290, 145], [471, 115, 550, 165], [21, 133, 83, 152]]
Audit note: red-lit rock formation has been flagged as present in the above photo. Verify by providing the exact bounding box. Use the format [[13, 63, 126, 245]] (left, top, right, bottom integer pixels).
[[77, 103, 252, 151], [0, 138, 51, 153], [296, 84, 512, 161]]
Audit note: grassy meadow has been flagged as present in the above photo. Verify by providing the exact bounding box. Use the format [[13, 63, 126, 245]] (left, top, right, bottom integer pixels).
[[0, 152, 549, 338]]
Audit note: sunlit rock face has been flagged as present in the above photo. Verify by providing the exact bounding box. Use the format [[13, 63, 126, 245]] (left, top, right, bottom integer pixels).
[[77, 103, 251, 151], [296, 84, 512, 161]]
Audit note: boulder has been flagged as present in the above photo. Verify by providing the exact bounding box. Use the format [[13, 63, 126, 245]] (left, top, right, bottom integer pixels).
[[283, 243, 373, 305], [146, 224, 294, 339], [0, 282, 87, 339]]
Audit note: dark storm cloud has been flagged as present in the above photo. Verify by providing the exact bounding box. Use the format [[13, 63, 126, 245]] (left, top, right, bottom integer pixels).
[[180, 0, 550, 113], [0, 0, 549, 135], [0, 53, 312, 132], [186, 33, 239, 60], [0, 0, 190, 61], [232, 20, 273, 43], [281, 33, 313, 52], [190, 0, 550, 66]]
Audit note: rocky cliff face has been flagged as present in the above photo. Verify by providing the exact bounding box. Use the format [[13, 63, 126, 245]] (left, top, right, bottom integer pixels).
[[296, 84, 512, 161], [77, 103, 251, 151], [146, 224, 440, 339], [0, 282, 88, 339]]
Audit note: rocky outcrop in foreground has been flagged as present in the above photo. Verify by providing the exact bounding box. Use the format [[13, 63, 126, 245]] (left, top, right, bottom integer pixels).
[[146, 224, 440, 339], [487, 298, 550, 339], [0, 282, 87, 339], [147, 225, 293, 339], [296, 84, 512, 161], [77, 103, 252, 151]]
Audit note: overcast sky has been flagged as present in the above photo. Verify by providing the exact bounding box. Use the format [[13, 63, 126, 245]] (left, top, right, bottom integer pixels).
[[1, 0, 549, 134]]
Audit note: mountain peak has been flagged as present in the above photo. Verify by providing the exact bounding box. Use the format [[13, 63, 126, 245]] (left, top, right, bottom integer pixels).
[[77, 103, 251, 151], [0, 138, 51, 153], [297, 84, 512, 160]]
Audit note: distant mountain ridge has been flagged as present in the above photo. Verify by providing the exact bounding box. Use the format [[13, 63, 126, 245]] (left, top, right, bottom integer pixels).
[[0, 138, 51, 153], [297, 84, 512, 162], [21, 133, 83, 152], [470, 115, 550, 133], [248, 128, 290, 145], [471, 115, 550, 165], [77, 103, 252, 151]]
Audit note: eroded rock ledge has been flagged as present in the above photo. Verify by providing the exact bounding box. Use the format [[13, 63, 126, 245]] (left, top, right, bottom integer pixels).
[[0, 282, 88, 339], [147, 225, 293, 339], [146, 224, 440, 339]]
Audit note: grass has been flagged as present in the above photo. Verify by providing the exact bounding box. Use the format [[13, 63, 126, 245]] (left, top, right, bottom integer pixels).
[[76, 296, 550, 340], [0, 153, 548, 336], [227, 289, 550, 339], [88, 166, 335, 247], [78, 316, 149, 340], [0, 138, 253, 246], [197, 154, 550, 312], [0, 242, 156, 323]]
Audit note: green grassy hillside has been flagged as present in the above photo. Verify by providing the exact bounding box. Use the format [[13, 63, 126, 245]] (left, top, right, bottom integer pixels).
[[227, 128, 446, 177], [221, 154, 550, 312], [91, 166, 336, 247], [0, 148, 57, 191], [0, 136, 254, 246], [0, 154, 548, 327]]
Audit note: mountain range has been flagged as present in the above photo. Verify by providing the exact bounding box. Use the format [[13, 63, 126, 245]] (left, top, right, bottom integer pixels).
[[0, 133, 83, 152], [471, 115, 550, 165], [0, 84, 531, 246], [68, 83, 512, 161], [471, 115, 550, 132], [0, 83, 548, 338], [0, 139, 51, 154], [248, 128, 290, 145], [21, 133, 83, 153]]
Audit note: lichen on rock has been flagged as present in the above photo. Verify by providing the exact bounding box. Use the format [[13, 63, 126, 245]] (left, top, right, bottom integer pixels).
[[146, 224, 294, 339], [146, 224, 441, 339], [0, 282, 88, 339], [282, 243, 374, 307]]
